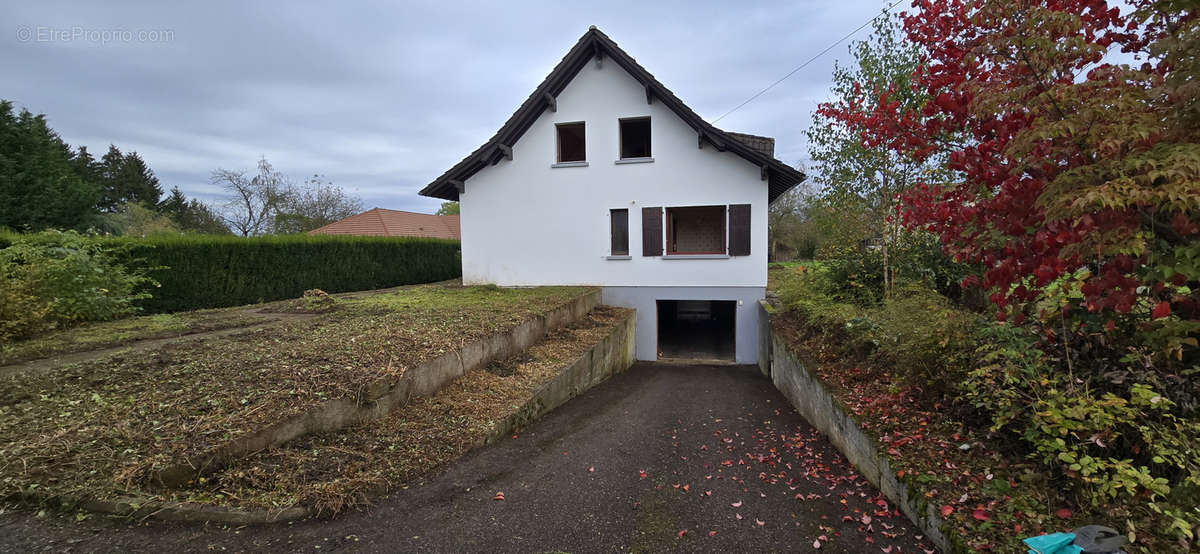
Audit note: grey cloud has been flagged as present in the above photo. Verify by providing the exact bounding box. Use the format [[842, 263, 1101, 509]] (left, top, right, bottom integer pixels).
[[3, 0, 893, 212]]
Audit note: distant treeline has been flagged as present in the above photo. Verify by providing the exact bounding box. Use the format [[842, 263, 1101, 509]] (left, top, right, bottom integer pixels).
[[0, 100, 226, 234]]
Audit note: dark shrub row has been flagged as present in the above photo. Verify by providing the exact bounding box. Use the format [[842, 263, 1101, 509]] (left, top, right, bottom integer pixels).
[[111, 234, 460, 313]]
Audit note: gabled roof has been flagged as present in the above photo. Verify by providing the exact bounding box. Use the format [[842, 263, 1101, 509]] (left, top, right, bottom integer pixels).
[[308, 208, 460, 240], [419, 26, 806, 203]]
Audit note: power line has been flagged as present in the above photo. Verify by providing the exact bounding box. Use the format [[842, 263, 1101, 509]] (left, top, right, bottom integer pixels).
[[710, 0, 906, 124]]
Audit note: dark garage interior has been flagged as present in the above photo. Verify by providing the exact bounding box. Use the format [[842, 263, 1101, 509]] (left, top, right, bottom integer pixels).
[[656, 300, 736, 361]]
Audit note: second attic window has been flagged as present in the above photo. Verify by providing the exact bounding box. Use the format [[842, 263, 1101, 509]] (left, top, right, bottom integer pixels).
[[557, 122, 586, 162], [620, 117, 651, 159]]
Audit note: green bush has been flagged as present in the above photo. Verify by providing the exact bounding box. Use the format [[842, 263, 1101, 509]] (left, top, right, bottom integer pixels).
[[816, 230, 977, 306], [867, 284, 981, 395], [966, 321, 1200, 542], [114, 234, 461, 312], [0, 230, 154, 339], [778, 266, 981, 395], [776, 263, 862, 333], [0, 273, 51, 341]]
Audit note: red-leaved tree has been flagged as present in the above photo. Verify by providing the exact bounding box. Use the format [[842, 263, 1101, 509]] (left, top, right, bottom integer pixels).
[[831, 0, 1197, 338]]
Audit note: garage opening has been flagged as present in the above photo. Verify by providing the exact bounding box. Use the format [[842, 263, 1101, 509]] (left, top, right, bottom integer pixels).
[[656, 300, 736, 361]]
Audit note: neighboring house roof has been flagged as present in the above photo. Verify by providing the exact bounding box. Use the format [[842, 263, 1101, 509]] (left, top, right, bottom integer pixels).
[[308, 208, 460, 240], [419, 26, 806, 203]]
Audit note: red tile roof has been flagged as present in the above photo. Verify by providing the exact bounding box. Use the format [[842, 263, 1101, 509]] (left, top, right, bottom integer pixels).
[[308, 208, 460, 240]]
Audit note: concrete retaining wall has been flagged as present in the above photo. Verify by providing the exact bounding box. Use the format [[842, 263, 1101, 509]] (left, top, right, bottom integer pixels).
[[154, 288, 601, 488], [488, 308, 636, 442], [762, 308, 956, 553], [19, 299, 633, 525]]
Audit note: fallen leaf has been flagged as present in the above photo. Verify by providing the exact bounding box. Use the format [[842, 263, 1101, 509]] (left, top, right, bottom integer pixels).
[[940, 505, 954, 517], [861, 515, 872, 525], [973, 509, 990, 521], [678, 529, 687, 538], [493, 492, 505, 501], [732, 500, 743, 508], [882, 546, 893, 553], [756, 519, 765, 527], [1056, 508, 1073, 519], [736, 513, 743, 520], [813, 538, 822, 549], [588, 466, 595, 473], [1152, 301, 1170, 319], [708, 530, 717, 537], [639, 470, 647, 479]]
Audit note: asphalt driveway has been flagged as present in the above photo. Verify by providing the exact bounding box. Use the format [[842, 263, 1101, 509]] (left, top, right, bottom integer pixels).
[[0, 362, 936, 553]]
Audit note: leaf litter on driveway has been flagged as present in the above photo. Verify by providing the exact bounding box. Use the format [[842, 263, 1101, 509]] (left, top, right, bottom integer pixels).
[[641, 404, 937, 552]]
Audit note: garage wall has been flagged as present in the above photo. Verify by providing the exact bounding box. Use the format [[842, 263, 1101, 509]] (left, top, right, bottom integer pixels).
[[601, 285, 765, 364]]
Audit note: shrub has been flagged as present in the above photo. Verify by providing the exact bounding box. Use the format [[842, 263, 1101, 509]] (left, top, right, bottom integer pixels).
[[816, 230, 977, 307], [115, 234, 461, 313], [776, 263, 861, 333], [0, 230, 154, 330], [867, 284, 981, 396], [966, 322, 1200, 544], [0, 273, 50, 341]]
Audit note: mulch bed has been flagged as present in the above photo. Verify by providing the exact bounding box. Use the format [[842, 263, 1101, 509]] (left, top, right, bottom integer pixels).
[[0, 284, 591, 509], [168, 306, 631, 515]]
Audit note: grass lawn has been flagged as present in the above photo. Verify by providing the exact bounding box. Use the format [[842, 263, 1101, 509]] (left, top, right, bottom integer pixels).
[[0, 309, 274, 367], [767, 260, 821, 291], [0, 283, 592, 508]]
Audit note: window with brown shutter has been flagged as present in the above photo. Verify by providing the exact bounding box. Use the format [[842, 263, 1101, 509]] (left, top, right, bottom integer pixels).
[[728, 204, 751, 256], [641, 207, 663, 256], [610, 208, 629, 256], [666, 205, 726, 255]]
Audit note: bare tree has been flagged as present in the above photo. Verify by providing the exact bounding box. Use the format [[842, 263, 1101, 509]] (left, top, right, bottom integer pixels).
[[211, 157, 293, 236], [768, 176, 818, 261], [273, 175, 363, 234]]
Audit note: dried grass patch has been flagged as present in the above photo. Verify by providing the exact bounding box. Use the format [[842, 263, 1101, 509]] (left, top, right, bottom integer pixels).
[[167, 306, 629, 515], [0, 284, 591, 506]]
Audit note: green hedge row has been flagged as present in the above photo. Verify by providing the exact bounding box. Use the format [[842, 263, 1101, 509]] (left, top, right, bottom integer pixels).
[[107, 234, 461, 313]]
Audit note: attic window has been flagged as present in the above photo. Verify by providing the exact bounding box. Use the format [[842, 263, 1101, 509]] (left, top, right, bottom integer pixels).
[[557, 122, 586, 162], [619, 117, 651, 159]]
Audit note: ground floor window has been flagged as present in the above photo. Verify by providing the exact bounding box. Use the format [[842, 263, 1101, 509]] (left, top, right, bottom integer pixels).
[[610, 208, 629, 255]]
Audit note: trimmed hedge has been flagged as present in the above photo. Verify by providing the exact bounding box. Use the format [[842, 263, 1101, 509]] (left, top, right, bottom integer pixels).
[[107, 234, 461, 313]]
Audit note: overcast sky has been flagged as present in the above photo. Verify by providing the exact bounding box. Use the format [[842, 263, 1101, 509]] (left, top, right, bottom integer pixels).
[[3, 0, 897, 213]]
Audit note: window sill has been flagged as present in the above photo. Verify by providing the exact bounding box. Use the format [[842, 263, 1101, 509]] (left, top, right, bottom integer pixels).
[[662, 254, 730, 260], [551, 161, 589, 168], [614, 157, 654, 165], [605, 255, 632, 260]]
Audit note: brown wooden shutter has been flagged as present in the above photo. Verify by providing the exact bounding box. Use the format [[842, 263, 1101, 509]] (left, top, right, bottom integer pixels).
[[728, 204, 751, 256], [641, 207, 663, 256]]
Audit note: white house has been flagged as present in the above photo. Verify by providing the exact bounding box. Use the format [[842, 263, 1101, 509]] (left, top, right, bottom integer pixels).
[[420, 27, 805, 364]]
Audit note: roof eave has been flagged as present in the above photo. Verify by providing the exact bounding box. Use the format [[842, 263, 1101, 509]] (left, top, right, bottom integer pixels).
[[418, 27, 807, 203]]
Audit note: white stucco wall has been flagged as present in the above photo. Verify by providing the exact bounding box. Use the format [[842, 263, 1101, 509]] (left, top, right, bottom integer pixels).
[[458, 59, 769, 288]]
